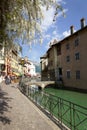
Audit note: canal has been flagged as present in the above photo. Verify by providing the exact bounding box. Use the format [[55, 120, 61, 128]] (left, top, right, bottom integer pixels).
[[44, 87, 87, 107], [19, 79, 87, 130]]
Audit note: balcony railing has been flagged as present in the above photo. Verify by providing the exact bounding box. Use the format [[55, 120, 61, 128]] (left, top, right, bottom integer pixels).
[[19, 84, 87, 130]]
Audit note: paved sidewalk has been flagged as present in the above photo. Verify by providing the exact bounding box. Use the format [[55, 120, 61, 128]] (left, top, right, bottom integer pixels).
[[0, 82, 61, 130]]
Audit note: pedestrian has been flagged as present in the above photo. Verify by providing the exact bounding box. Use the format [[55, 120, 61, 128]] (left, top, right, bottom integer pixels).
[[5, 75, 11, 85]]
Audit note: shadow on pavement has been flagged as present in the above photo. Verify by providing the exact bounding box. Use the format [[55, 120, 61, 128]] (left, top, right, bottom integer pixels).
[[0, 85, 12, 124]]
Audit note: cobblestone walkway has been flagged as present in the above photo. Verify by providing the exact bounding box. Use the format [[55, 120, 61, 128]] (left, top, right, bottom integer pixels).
[[0, 82, 61, 130]]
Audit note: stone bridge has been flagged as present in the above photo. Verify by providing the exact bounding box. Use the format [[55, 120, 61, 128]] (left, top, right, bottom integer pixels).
[[25, 81, 55, 89]]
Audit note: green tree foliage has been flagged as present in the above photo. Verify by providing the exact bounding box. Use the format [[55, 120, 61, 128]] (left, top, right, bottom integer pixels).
[[0, 0, 63, 45]]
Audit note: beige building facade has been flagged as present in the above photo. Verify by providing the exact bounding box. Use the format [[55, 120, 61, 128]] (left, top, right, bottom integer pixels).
[[41, 40, 62, 81], [41, 18, 87, 91], [61, 19, 87, 90], [40, 54, 48, 81]]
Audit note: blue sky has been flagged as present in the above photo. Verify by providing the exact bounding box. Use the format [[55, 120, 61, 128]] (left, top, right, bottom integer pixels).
[[21, 0, 87, 62]]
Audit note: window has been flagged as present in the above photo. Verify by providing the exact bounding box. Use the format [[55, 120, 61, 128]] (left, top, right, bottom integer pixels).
[[12, 51, 17, 60], [57, 45, 61, 55], [48, 53, 49, 58], [66, 56, 70, 62], [59, 68, 62, 75], [76, 70, 80, 79], [66, 71, 71, 79], [0, 45, 3, 50], [75, 38, 79, 46], [66, 43, 70, 50], [48, 60, 53, 66], [75, 52, 80, 60]]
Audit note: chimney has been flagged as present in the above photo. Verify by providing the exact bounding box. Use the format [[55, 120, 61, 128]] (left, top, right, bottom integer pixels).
[[70, 25, 74, 35], [81, 18, 86, 29]]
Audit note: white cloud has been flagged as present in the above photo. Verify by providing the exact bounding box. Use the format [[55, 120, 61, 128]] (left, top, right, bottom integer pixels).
[[41, 7, 55, 31], [57, 9, 68, 18], [45, 34, 51, 39], [22, 0, 68, 62], [63, 30, 70, 37], [45, 42, 50, 50], [57, 0, 66, 4], [40, 0, 68, 46], [28, 48, 41, 62], [52, 30, 62, 40], [41, 0, 67, 32], [53, 30, 57, 35], [63, 28, 76, 38]]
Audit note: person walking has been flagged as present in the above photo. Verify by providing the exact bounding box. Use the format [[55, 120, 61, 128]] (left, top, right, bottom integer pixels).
[[5, 75, 11, 85]]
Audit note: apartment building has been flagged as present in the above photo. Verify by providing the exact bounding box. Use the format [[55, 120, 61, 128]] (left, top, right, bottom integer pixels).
[[41, 18, 87, 91], [40, 53, 48, 80], [20, 57, 36, 77], [61, 18, 87, 90], [11, 48, 22, 76], [49, 41, 62, 81], [0, 42, 23, 78], [0, 43, 5, 76], [41, 39, 62, 81]]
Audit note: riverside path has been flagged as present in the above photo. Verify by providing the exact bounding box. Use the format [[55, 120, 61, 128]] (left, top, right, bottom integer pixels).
[[0, 82, 61, 130]]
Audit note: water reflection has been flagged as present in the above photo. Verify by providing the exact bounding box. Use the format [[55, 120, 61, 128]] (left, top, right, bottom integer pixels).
[[29, 85, 44, 104], [30, 85, 38, 91]]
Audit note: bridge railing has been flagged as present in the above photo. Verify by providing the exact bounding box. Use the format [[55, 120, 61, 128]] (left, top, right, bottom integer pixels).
[[19, 84, 87, 130]]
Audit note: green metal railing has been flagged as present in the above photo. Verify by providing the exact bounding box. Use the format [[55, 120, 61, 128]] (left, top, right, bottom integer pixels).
[[19, 84, 87, 130]]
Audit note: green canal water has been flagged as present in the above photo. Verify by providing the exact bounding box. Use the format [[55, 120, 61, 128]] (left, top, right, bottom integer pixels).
[[22, 84, 87, 130], [44, 88, 87, 108]]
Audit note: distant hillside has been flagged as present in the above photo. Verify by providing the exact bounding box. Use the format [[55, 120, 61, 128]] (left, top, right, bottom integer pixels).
[[31, 61, 41, 73], [35, 64, 41, 73]]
